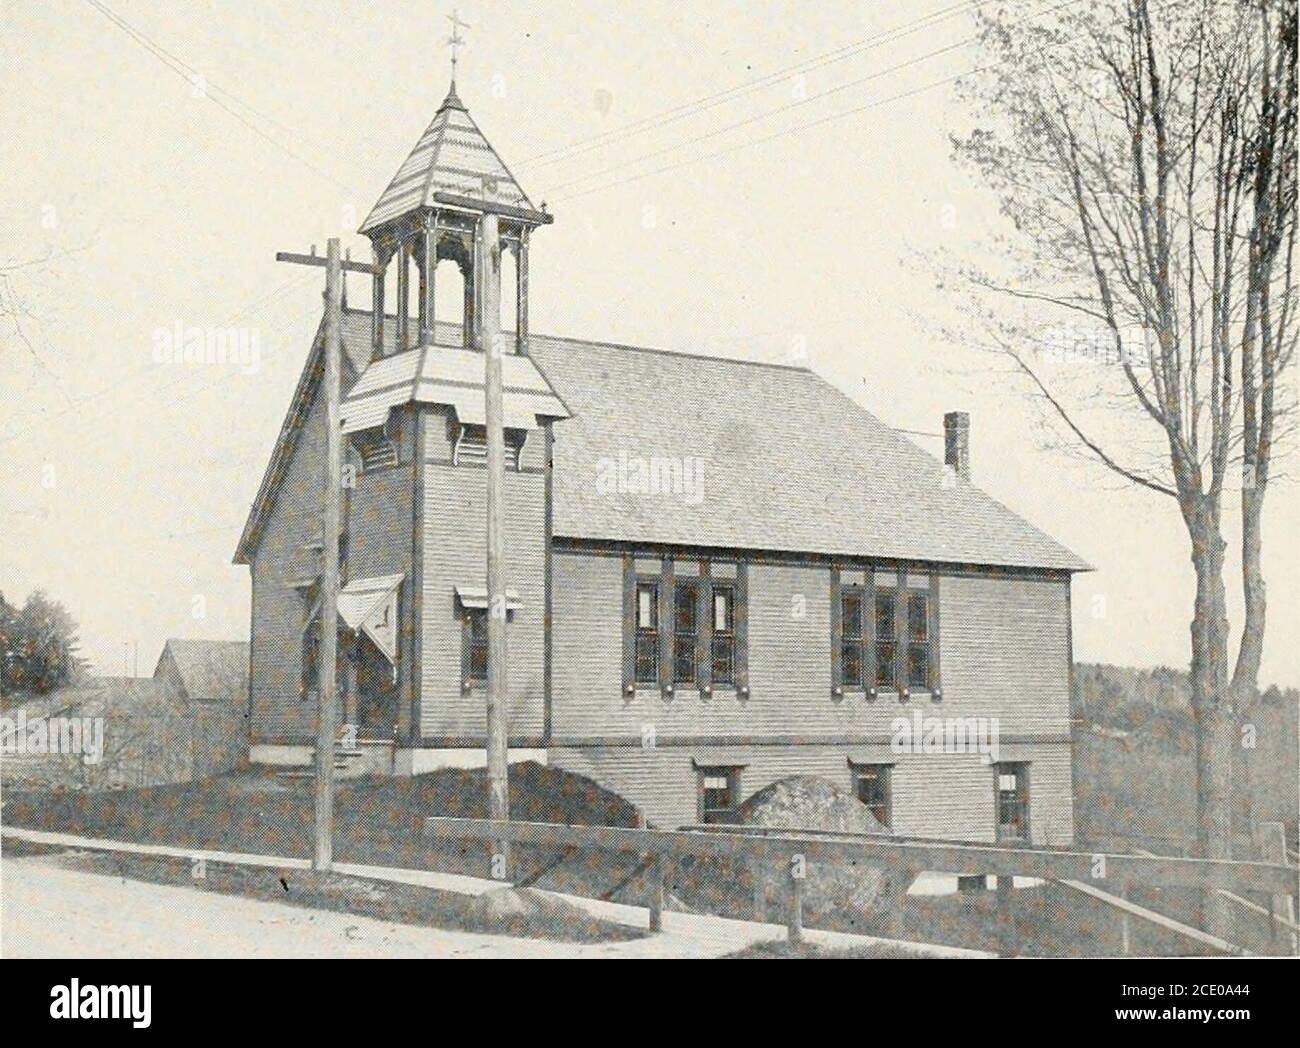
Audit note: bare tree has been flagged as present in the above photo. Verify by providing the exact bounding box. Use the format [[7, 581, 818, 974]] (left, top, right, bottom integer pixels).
[[953, 0, 1296, 932]]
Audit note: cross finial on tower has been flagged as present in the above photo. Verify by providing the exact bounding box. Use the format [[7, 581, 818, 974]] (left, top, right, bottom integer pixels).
[[446, 9, 470, 87]]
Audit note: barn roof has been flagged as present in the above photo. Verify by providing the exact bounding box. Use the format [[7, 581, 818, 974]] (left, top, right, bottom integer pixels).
[[235, 310, 1087, 572], [359, 86, 535, 234], [156, 639, 248, 705]]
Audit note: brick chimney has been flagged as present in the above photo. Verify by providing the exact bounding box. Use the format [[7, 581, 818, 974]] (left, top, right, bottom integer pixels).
[[944, 411, 970, 482]]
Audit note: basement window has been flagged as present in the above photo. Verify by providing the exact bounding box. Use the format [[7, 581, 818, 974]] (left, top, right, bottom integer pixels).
[[851, 762, 892, 828], [453, 424, 523, 469], [698, 766, 742, 824]]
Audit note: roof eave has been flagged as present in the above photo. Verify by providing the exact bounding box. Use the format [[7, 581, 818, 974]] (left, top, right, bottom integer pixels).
[[233, 318, 329, 566], [546, 530, 1089, 574]]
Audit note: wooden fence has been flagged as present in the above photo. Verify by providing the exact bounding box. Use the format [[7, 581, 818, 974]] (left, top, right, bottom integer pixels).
[[425, 816, 1298, 956]]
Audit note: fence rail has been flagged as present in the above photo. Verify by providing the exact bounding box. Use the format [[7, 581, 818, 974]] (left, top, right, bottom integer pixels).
[[425, 816, 1299, 955]]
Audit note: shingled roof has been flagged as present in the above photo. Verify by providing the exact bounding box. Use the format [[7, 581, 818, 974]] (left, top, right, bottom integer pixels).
[[155, 639, 249, 706], [235, 311, 1087, 571], [359, 86, 535, 234], [340, 343, 569, 435], [528, 335, 1087, 571]]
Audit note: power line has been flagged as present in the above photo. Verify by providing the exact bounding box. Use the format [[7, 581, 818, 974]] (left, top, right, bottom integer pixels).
[[82, 0, 367, 198], [537, 24, 986, 196], [514, 0, 986, 173], [0, 271, 316, 445], [548, 0, 1087, 205], [550, 67, 978, 204]]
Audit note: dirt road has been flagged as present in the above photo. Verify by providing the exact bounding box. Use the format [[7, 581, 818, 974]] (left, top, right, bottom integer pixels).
[[1, 854, 644, 958]]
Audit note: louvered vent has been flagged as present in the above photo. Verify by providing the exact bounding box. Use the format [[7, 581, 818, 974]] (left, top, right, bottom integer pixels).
[[357, 435, 398, 471], [454, 424, 523, 469]]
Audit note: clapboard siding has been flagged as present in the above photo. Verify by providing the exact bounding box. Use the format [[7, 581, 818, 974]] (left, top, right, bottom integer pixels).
[[548, 742, 1073, 843], [250, 393, 416, 741], [549, 551, 1072, 740], [347, 457, 412, 582], [940, 574, 1071, 734], [551, 549, 624, 725], [249, 380, 330, 740], [419, 414, 546, 738]]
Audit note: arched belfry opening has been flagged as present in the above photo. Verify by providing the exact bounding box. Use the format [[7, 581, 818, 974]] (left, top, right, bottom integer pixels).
[[358, 83, 550, 358]]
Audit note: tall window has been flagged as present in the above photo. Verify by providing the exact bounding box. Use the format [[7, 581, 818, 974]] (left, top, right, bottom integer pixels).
[[874, 587, 897, 689], [301, 624, 320, 702], [711, 585, 735, 684], [464, 607, 488, 683], [907, 590, 930, 689], [995, 763, 1030, 842], [853, 764, 892, 828], [625, 561, 747, 695], [673, 581, 698, 684], [635, 581, 659, 685], [301, 615, 347, 702], [841, 588, 864, 688], [698, 766, 741, 824]]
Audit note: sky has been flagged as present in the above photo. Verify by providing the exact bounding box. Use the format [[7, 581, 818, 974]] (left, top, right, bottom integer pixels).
[[1, 0, 1296, 686]]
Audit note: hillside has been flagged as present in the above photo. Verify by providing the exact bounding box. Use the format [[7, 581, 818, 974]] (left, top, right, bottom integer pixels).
[[1072, 663, 1298, 853]]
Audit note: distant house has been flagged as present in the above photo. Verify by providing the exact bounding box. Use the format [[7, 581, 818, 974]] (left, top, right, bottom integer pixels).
[[151, 639, 249, 779], [153, 638, 248, 706], [0, 640, 249, 790], [234, 82, 1087, 842]]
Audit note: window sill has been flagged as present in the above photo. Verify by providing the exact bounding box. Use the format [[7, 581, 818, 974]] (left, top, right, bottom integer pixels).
[[626, 684, 748, 700], [357, 460, 405, 476]]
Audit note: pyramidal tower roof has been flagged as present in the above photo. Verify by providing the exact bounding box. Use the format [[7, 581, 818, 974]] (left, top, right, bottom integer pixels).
[[359, 84, 536, 234]]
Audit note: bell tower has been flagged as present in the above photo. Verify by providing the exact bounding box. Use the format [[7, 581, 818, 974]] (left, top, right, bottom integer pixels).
[[358, 63, 551, 359]]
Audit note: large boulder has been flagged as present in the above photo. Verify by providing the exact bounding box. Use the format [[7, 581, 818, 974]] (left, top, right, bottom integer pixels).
[[737, 776, 909, 935], [462, 886, 628, 942]]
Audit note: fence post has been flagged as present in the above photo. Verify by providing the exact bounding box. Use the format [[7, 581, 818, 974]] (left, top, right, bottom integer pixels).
[[788, 853, 805, 945], [996, 874, 1018, 957], [1256, 821, 1298, 955], [648, 852, 665, 934], [1120, 880, 1131, 956]]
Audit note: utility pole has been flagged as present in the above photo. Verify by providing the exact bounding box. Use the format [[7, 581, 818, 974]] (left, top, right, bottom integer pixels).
[[275, 238, 366, 873], [316, 238, 342, 873], [479, 212, 510, 866]]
